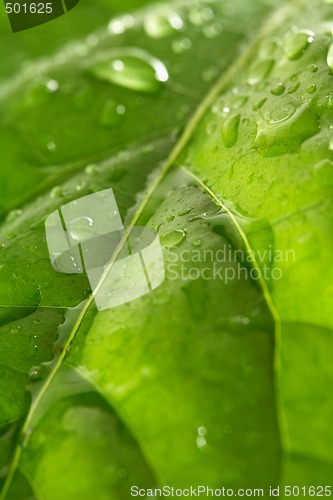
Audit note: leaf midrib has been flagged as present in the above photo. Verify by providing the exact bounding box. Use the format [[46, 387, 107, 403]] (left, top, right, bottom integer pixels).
[[0, 1, 302, 496]]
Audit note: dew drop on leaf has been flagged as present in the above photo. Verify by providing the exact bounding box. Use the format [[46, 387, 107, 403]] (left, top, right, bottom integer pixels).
[[283, 29, 314, 60], [161, 229, 186, 247], [99, 99, 125, 128], [91, 49, 169, 93], [69, 216, 94, 241], [271, 83, 285, 96], [144, 10, 184, 38], [10, 324, 21, 333], [306, 83, 317, 94], [50, 186, 64, 199], [6, 209, 22, 223], [221, 114, 240, 148], [85, 164, 100, 176], [248, 59, 274, 85]]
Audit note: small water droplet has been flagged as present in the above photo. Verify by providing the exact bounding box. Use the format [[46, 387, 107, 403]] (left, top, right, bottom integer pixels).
[[287, 82, 300, 94], [99, 99, 124, 127], [306, 83, 317, 94], [91, 49, 169, 93], [253, 98, 267, 111], [50, 186, 64, 199], [221, 114, 240, 148], [167, 215, 175, 222], [29, 339, 39, 358], [307, 64, 318, 72], [11, 325, 21, 333], [85, 164, 100, 175], [161, 229, 186, 247], [29, 365, 42, 382], [271, 83, 285, 96], [6, 209, 22, 223], [178, 208, 192, 216], [192, 239, 202, 247], [248, 59, 274, 85], [284, 29, 314, 60], [33, 318, 44, 325]]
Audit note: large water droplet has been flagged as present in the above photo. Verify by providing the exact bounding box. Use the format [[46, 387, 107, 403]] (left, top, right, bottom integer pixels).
[[271, 83, 285, 96], [221, 114, 240, 148], [161, 229, 186, 247], [91, 49, 169, 93], [248, 59, 274, 85], [253, 103, 319, 156], [69, 216, 95, 241], [144, 10, 184, 38], [284, 30, 314, 60]]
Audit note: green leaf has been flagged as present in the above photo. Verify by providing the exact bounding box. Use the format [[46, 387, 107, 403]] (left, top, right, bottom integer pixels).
[[1, 0, 333, 497]]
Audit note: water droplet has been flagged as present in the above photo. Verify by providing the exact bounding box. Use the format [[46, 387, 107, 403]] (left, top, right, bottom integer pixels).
[[167, 215, 175, 222], [33, 318, 44, 325], [50, 186, 64, 199], [193, 239, 202, 247], [144, 10, 184, 38], [271, 83, 285, 96], [99, 100, 124, 127], [161, 229, 186, 247], [29, 337, 39, 358], [69, 217, 94, 241], [248, 59, 274, 85], [6, 209, 22, 223], [91, 49, 169, 93], [10, 325, 21, 333], [284, 29, 314, 60], [29, 365, 42, 382], [178, 208, 192, 216], [85, 164, 100, 176], [4, 232, 16, 240], [307, 64, 318, 72], [287, 82, 300, 94], [306, 83, 317, 94], [221, 114, 240, 148], [253, 103, 319, 156], [172, 38, 192, 54], [253, 98, 267, 111], [47, 136, 56, 152]]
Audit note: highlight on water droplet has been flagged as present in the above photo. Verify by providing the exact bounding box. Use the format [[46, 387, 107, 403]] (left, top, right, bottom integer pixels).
[[90, 48, 169, 93]]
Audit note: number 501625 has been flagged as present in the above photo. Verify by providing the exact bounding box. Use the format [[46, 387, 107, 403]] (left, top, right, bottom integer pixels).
[[5, 3, 53, 14]]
